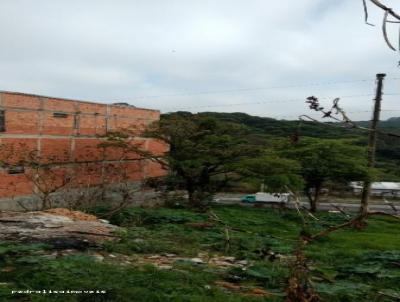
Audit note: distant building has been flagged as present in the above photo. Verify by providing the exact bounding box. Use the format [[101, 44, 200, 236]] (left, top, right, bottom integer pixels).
[[349, 181, 400, 197]]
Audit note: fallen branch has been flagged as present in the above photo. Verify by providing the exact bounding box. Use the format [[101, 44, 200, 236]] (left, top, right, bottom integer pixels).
[[300, 206, 320, 221], [309, 211, 399, 242], [329, 203, 351, 218], [309, 216, 363, 241], [366, 211, 400, 220]]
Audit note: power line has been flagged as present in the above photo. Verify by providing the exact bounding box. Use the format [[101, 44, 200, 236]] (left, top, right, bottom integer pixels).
[[127, 77, 400, 100], [162, 92, 400, 111]]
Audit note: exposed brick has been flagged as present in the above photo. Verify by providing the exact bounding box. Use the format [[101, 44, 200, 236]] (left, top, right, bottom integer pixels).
[[25, 167, 71, 192], [72, 163, 103, 186], [149, 111, 160, 120], [40, 138, 71, 163], [114, 116, 142, 132], [78, 102, 107, 115], [0, 138, 38, 164], [41, 112, 74, 135], [95, 116, 107, 136], [0, 171, 32, 198], [106, 115, 118, 132], [1, 93, 41, 110], [78, 115, 97, 135], [145, 161, 167, 178], [103, 144, 125, 161], [44, 98, 75, 112], [74, 138, 103, 162], [103, 138, 146, 161], [0, 92, 165, 200], [147, 139, 169, 156], [102, 162, 124, 183], [110, 106, 159, 121], [109, 106, 134, 117], [4, 111, 39, 134], [123, 161, 144, 181]]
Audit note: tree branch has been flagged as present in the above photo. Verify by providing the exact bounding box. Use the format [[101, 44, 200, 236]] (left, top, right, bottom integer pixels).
[[382, 10, 397, 50], [304, 96, 400, 138], [364, 0, 400, 51], [369, 0, 400, 21], [362, 0, 375, 26], [309, 211, 399, 242]]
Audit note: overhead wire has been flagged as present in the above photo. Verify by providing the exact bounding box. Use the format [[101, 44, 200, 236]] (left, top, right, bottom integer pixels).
[[161, 92, 400, 111], [102, 76, 400, 120], [126, 77, 400, 100]]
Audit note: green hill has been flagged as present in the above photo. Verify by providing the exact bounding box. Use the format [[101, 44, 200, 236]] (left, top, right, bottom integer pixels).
[[163, 112, 400, 180]]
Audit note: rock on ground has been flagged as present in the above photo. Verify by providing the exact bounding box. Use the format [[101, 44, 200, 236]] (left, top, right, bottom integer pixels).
[[0, 208, 119, 249]]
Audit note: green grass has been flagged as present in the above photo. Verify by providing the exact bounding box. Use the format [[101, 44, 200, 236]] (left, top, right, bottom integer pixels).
[[0, 253, 266, 302], [0, 204, 399, 301]]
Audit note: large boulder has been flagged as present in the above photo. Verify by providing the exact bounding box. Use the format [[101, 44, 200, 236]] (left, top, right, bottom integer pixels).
[[0, 208, 119, 249]]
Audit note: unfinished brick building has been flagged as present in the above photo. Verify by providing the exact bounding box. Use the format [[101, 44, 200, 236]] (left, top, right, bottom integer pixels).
[[0, 91, 167, 210]]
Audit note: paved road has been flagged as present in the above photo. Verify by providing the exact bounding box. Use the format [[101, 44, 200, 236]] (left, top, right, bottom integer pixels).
[[213, 196, 399, 214]]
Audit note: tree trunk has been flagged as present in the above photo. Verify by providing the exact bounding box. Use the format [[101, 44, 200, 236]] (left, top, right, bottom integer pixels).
[[310, 183, 322, 213], [187, 187, 195, 206], [186, 180, 200, 207], [305, 186, 313, 205]]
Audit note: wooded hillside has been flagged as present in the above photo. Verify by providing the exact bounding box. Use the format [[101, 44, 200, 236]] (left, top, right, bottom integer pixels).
[[164, 112, 400, 180]]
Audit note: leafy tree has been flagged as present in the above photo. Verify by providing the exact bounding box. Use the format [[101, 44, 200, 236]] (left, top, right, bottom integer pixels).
[[145, 112, 260, 207], [282, 138, 370, 212], [242, 153, 304, 193], [187, 112, 400, 181]]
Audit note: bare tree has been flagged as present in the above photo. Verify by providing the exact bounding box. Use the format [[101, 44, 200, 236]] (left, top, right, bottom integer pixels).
[[95, 130, 158, 216], [304, 95, 400, 138], [0, 136, 153, 213], [0, 143, 71, 210], [22, 149, 73, 210]]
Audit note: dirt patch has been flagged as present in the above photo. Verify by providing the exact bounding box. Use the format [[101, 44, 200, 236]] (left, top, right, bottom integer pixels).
[[98, 252, 251, 270], [44, 208, 99, 221]]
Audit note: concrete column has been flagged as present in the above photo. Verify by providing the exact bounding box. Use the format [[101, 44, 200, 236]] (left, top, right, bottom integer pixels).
[[105, 105, 110, 133], [37, 98, 45, 157]]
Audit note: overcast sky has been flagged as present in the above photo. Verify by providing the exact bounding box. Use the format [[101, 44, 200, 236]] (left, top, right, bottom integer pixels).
[[0, 0, 399, 120]]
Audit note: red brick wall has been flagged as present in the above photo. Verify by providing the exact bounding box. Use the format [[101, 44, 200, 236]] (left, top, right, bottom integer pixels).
[[0, 91, 167, 199]]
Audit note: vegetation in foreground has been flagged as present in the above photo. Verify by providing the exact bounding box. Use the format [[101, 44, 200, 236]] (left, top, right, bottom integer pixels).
[[0, 204, 399, 302]]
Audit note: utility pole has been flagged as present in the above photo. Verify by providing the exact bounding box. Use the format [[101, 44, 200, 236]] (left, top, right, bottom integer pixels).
[[360, 73, 386, 215]]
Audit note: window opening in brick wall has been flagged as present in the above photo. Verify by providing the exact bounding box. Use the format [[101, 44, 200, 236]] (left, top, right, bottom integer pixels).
[[53, 112, 68, 118], [0, 110, 5, 132], [8, 166, 25, 174]]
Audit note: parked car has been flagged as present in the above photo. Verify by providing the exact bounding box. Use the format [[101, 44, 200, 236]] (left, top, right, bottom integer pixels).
[[241, 192, 291, 203]]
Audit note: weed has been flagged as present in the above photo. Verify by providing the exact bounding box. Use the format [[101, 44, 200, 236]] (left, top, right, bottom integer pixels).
[[0, 205, 399, 301]]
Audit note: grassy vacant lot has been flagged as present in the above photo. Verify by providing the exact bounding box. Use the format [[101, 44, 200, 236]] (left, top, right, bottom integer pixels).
[[0, 204, 399, 301]]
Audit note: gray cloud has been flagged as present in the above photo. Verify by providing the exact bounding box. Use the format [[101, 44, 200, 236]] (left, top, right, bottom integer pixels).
[[0, 0, 399, 120]]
